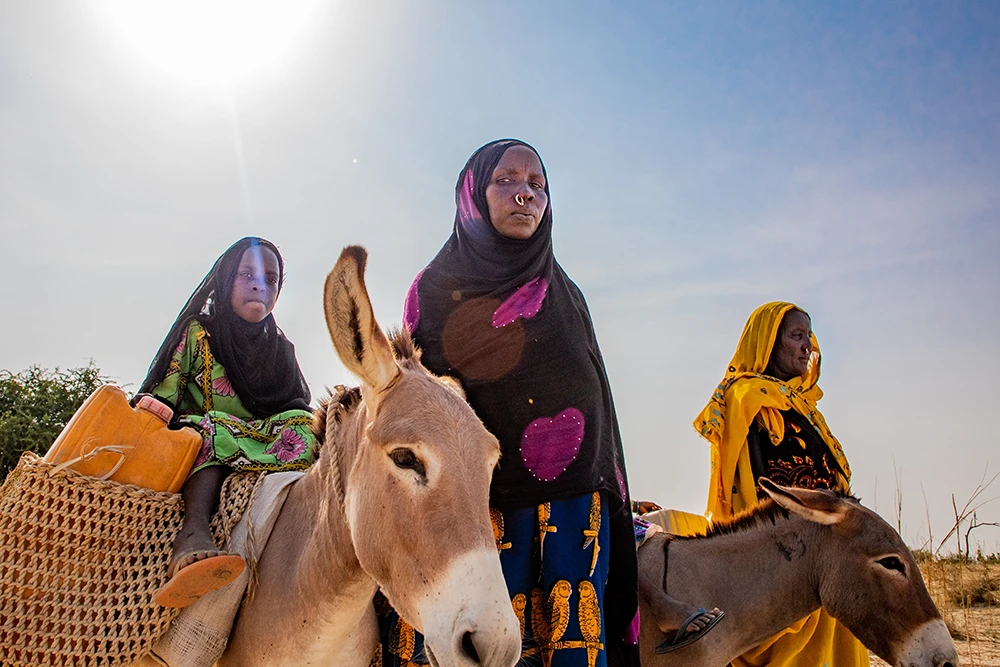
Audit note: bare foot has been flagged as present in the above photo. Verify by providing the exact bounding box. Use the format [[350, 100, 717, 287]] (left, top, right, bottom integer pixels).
[[168, 523, 222, 576], [638, 569, 724, 634], [154, 465, 244, 608], [653, 606, 726, 654], [652, 603, 722, 634], [675, 607, 722, 634], [155, 523, 245, 608]]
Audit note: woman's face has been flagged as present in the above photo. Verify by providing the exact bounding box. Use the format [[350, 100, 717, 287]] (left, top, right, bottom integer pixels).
[[484, 145, 548, 240], [230, 246, 281, 323], [766, 309, 813, 381]]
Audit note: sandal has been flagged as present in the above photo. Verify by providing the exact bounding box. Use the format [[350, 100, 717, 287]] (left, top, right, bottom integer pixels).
[[654, 608, 726, 654], [152, 553, 245, 608]]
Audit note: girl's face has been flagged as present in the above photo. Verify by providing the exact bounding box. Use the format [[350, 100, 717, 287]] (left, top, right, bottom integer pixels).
[[230, 246, 281, 323]]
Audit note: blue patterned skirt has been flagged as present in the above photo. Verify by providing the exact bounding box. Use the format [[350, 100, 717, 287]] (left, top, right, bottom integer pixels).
[[374, 492, 610, 667]]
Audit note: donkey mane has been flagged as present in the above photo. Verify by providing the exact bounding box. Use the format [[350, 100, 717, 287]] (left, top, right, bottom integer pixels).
[[388, 327, 421, 364], [678, 489, 859, 540], [311, 386, 362, 446]]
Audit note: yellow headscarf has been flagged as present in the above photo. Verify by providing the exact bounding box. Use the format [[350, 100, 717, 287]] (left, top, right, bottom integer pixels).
[[694, 301, 851, 521]]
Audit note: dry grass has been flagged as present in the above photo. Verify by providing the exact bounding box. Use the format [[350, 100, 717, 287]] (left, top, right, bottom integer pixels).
[[869, 558, 1000, 666]]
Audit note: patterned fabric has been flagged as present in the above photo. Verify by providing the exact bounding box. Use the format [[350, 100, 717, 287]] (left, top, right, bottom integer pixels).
[[402, 140, 638, 664], [151, 320, 318, 474], [631, 516, 661, 549], [375, 493, 610, 667], [747, 409, 846, 501], [691, 301, 868, 667]]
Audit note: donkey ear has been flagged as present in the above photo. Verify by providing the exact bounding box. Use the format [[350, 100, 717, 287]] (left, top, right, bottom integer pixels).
[[324, 246, 400, 399], [759, 477, 849, 526]]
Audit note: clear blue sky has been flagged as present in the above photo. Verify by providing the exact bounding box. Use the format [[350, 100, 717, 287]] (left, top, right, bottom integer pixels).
[[1, 1, 998, 553]]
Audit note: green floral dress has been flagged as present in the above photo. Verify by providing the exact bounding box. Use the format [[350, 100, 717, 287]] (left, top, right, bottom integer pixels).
[[151, 320, 318, 474]]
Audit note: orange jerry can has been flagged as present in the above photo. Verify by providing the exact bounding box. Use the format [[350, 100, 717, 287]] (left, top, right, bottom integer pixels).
[[43, 385, 202, 493]]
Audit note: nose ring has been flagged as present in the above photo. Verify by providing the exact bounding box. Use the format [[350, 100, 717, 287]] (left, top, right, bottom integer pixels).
[[514, 194, 525, 206]]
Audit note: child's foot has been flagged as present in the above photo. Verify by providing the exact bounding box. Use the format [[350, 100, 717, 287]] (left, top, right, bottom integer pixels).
[[153, 527, 245, 608], [168, 525, 223, 572]]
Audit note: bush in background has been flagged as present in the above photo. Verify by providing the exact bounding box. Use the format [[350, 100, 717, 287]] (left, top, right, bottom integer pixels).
[[0, 363, 111, 478]]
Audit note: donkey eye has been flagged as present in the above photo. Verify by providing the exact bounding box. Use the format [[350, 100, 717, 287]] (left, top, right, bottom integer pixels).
[[877, 556, 906, 575], [389, 448, 426, 476]]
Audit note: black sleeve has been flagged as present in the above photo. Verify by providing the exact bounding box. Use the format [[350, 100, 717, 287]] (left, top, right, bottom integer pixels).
[[747, 419, 769, 489]]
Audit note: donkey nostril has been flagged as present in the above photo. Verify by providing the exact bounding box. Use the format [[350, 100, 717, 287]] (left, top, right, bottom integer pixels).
[[460, 631, 481, 664]]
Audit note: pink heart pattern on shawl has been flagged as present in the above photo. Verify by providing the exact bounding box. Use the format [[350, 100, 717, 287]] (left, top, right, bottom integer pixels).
[[492, 277, 549, 328], [520, 407, 585, 482]]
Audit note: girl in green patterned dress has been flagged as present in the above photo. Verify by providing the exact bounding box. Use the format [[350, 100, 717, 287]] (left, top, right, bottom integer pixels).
[[136, 237, 317, 608]]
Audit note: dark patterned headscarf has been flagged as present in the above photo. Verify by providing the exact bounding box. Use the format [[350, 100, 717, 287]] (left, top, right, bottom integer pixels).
[[403, 140, 638, 655], [139, 237, 311, 418]]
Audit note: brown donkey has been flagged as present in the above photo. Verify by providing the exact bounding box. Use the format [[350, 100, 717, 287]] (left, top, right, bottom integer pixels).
[[638, 478, 958, 667], [219, 247, 520, 666]]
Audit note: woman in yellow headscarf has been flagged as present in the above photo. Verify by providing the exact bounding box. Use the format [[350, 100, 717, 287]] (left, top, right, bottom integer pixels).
[[693, 301, 869, 667]]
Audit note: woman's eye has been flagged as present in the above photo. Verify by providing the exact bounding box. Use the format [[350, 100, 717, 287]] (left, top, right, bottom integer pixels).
[[531, 182, 544, 189], [496, 177, 511, 184]]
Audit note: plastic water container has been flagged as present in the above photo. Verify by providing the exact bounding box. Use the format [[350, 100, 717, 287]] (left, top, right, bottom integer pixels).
[[43, 385, 202, 493]]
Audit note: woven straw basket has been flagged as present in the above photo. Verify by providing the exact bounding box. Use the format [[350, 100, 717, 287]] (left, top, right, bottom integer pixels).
[[0, 452, 255, 667]]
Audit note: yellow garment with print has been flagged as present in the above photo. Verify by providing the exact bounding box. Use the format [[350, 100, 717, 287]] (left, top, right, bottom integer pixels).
[[693, 301, 868, 667]]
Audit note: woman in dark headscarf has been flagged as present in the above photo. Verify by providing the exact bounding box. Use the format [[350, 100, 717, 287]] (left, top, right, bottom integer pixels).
[[376, 140, 718, 667], [138, 237, 317, 608]]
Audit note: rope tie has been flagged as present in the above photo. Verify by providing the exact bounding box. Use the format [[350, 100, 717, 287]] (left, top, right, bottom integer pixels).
[[50, 441, 134, 480]]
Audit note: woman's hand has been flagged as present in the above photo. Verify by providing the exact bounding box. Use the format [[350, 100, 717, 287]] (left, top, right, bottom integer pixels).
[[632, 500, 663, 515]]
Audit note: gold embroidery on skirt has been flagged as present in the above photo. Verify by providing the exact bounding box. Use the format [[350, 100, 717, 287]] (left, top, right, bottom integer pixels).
[[577, 579, 605, 667], [491, 508, 511, 552], [537, 502, 558, 561], [581, 492, 601, 576], [531, 587, 552, 666], [531, 580, 573, 667], [512, 592, 527, 641], [390, 615, 416, 663]]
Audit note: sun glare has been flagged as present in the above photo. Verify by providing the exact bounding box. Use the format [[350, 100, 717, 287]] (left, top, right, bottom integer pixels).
[[95, 0, 323, 87]]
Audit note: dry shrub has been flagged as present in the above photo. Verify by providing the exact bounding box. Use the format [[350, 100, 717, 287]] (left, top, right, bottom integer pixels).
[[918, 557, 1000, 665]]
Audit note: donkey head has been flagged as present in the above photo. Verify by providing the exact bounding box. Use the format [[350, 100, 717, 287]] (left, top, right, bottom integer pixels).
[[760, 478, 958, 667], [324, 246, 520, 667]]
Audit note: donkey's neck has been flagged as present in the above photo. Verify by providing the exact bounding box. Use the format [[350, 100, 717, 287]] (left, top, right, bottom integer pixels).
[[296, 407, 378, 616], [641, 515, 827, 665], [222, 407, 378, 666]]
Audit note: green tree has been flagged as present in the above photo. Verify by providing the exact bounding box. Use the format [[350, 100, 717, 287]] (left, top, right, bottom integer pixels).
[[0, 363, 113, 478]]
